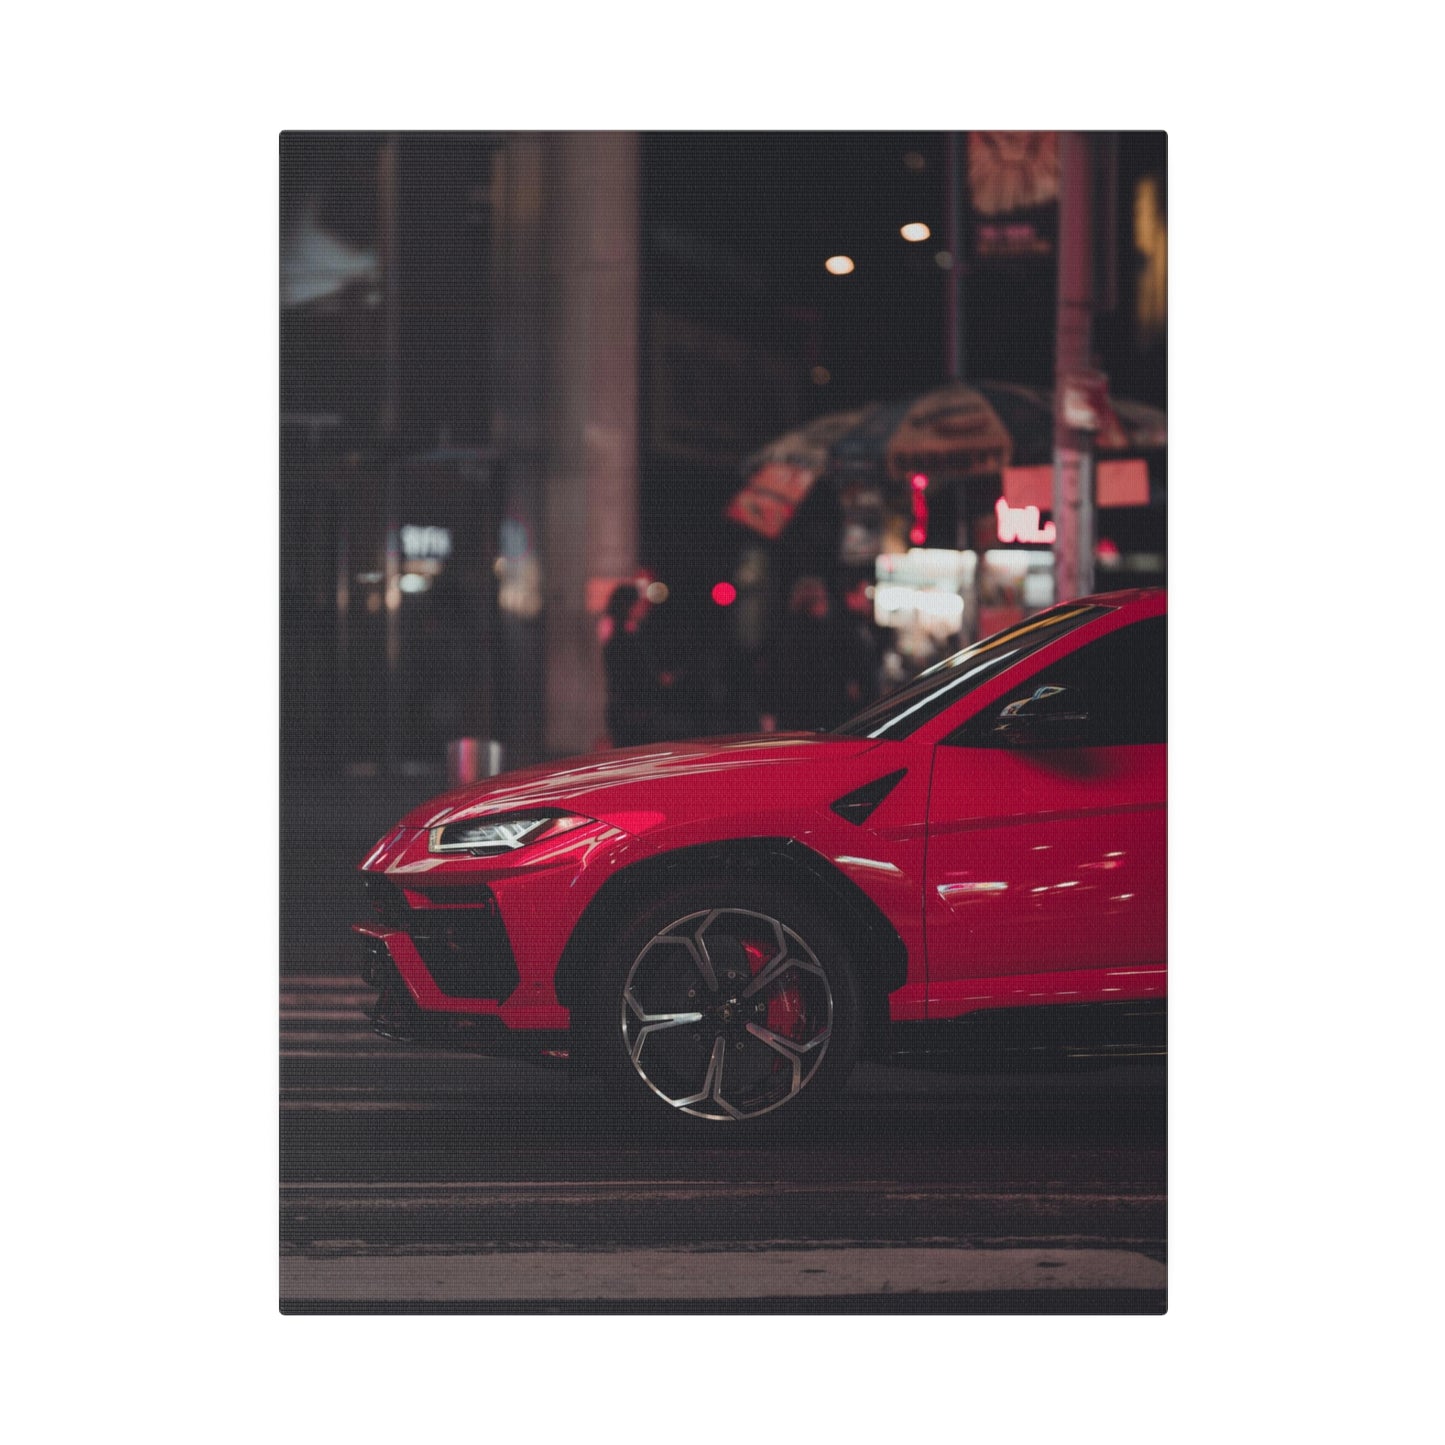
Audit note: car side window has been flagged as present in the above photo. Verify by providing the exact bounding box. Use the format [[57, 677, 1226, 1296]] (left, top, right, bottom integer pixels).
[[950, 616, 1167, 748]]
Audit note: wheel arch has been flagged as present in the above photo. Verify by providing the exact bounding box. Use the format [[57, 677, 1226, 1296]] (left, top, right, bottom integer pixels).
[[554, 837, 909, 1021]]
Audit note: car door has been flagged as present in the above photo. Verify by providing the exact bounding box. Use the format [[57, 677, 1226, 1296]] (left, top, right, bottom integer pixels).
[[922, 613, 1167, 1016]]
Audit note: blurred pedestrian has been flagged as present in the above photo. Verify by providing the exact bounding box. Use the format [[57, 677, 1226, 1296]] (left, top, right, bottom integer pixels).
[[674, 598, 762, 736], [602, 583, 667, 747], [841, 576, 884, 707], [758, 576, 870, 732]]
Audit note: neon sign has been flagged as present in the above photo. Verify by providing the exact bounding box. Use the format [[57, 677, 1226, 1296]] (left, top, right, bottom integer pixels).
[[400, 524, 453, 560], [995, 496, 1056, 545], [909, 473, 929, 546]]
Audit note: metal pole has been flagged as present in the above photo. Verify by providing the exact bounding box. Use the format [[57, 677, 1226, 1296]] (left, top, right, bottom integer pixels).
[[334, 487, 349, 774], [945, 133, 976, 641], [1052, 131, 1096, 604], [472, 451, 497, 747], [378, 135, 401, 773], [945, 132, 965, 381]]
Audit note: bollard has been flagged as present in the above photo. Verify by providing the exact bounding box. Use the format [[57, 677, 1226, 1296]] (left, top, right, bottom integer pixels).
[[446, 738, 505, 785]]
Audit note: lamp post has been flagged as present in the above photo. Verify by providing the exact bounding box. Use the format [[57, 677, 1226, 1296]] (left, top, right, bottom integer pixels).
[[1052, 131, 1097, 604], [945, 131, 964, 382], [378, 134, 402, 774], [943, 133, 975, 639]]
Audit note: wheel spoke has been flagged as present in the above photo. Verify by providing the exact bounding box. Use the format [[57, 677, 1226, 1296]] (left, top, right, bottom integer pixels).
[[624, 985, 704, 1024], [743, 1023, 803, 1098], [636, 932, 714, 995], [629, 1007, 705, 1029], [687, 928, 718, 993], [740, 950, 826, 1000], [698, 909, 783, 994], [624, 980, 704, 1053], [671, 1034, 727, 1109], [747, 1020, 831, 1058]]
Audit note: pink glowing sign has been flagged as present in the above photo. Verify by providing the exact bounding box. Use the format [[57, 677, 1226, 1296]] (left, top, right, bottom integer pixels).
[[994, 496, 1057, 545]]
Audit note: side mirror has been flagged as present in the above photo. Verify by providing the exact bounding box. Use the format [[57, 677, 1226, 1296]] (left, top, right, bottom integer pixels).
[[991, 685, 1089, 748]]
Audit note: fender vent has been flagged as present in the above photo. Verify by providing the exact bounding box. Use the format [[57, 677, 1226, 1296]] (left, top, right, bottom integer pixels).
[[830, 769, 907, 825]]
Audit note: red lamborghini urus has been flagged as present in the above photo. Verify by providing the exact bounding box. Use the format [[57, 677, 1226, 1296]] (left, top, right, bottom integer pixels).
[[353, 588, 1166, 1125]]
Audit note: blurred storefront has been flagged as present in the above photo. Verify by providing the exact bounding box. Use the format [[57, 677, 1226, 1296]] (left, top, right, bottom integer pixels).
[[725, 376, 1165, 673], [281, 131, 1164, 775], [281, 131, 640, 779]]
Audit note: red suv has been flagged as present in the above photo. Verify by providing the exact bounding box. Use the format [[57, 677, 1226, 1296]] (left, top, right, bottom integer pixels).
[[354, 588, 1166, 1126]]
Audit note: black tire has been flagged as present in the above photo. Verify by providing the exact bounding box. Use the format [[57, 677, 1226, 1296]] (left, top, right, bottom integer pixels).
[[583, 882, 862, 1127]]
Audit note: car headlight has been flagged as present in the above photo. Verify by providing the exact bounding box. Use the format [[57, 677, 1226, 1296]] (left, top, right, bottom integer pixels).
[[427, 812, 592, 856]]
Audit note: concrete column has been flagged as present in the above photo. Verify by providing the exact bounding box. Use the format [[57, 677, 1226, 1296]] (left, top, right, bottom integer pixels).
[[1052, 131, 1096, 604], [487, 132, 639, 762], [487, 137, 549, 767], [542, 132, 640, 757]]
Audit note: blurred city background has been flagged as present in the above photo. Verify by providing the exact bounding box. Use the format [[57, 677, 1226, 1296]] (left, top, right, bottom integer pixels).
[[280, 130, 1166, 789]]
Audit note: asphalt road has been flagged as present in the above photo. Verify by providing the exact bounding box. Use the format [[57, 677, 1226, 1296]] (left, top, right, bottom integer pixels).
[[280, 973, 1167, 1313]]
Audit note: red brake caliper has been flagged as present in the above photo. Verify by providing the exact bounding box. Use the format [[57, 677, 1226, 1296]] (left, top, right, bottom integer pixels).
[[743, 938, 805, 1043]]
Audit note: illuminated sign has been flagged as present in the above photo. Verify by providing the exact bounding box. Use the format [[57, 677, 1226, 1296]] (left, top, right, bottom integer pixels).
[[400, 525, 452, 560], [967, 132, 1059, 263], [994, 496, 1056, 545], [1096, 458, 1150, 507], [874, 583, 963, 635], [874, 548, 966, 641], [909, 473, 929, 546], [1006, 460, 1152, 510], [726, 463, 818, 539]]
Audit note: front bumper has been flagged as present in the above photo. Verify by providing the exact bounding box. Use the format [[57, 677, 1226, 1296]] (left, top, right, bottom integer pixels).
[[352, 930, 571, 1059], [350, 818, 638, 1041], [359, 874, 520, 1001]]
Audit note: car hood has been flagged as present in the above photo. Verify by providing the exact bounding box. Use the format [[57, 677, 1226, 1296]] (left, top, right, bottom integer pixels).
[[398, 733, 885, 833]]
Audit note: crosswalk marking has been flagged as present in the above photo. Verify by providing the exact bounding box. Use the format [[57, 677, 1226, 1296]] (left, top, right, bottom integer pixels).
[[281, 975, 378, 1057], [281, 1180, 1164, 1205], [281, 1010, 371, 1021], [281, 973, 1166, 1308], [280, 1245, 1166, 1302]]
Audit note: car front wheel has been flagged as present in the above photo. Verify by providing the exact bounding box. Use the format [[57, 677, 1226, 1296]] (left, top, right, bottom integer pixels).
[[590, 885, 862, 1126]]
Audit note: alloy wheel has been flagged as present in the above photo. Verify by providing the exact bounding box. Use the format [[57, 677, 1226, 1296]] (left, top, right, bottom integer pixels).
[[619, 907, 834, 1121]]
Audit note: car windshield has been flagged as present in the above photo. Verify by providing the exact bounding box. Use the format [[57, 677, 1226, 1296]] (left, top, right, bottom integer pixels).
[[829, 603, 1111, 741]]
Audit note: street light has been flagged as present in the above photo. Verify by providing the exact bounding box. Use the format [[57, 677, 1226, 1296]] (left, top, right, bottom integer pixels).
[[824, 255, 855, 275], [900, 222, 931, 242]]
